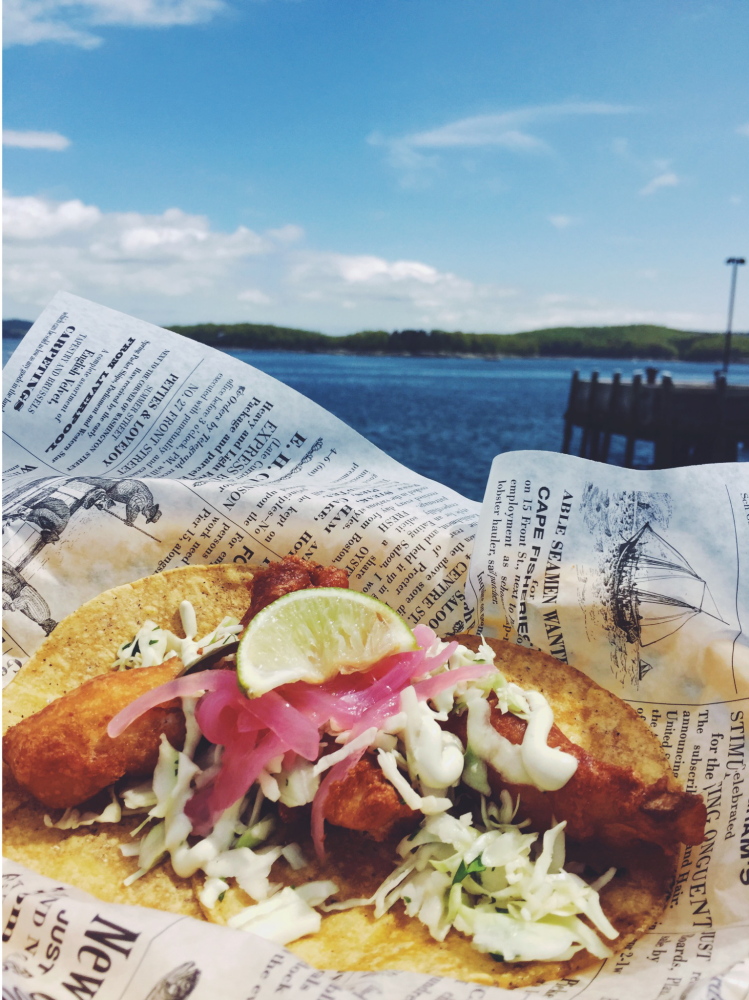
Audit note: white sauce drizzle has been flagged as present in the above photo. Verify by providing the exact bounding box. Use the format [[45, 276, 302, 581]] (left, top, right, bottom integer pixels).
[[464, 686, 578, 792]]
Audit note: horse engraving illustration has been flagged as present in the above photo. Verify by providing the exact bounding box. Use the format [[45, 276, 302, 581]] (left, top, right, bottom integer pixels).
[[67, 477, 162, 526]]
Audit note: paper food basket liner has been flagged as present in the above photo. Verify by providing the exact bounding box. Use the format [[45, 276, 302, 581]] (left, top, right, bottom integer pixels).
[[3, 293, 748, 1000]]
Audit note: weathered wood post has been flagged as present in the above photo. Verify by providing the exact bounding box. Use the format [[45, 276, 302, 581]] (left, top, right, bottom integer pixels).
[[562, 370, 579, 454], [582, 371, 600, 459], [624, 371, 642, 468], [654, 373, 674, 468], [601, 370, 621, 462]]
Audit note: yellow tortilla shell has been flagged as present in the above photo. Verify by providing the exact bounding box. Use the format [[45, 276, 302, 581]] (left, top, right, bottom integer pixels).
[[3, 570, 675, 989]]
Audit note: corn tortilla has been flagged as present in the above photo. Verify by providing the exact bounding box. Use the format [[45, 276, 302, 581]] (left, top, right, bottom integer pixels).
[[3, 568, 675, 989]]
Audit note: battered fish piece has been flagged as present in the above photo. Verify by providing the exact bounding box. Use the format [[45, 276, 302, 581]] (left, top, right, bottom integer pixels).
[[4, 557, 349, 814], [241, 554, 349, 624], [3, 660, 186, 809], [482, 704, 706, 852], [324, 754, 416, 839]]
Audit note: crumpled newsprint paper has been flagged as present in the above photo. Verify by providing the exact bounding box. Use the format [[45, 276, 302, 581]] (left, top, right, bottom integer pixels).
[[2, 292, 748, 999]]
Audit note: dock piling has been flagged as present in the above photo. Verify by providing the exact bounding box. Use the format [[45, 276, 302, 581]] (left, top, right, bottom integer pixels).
[[561, 370, 748, 468]]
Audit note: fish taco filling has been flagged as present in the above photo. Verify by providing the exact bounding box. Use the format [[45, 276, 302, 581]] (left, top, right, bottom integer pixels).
[[2, 559, 707, 990]]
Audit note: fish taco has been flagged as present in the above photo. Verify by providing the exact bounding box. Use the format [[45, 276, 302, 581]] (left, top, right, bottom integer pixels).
[[3, 559, 706, 990]]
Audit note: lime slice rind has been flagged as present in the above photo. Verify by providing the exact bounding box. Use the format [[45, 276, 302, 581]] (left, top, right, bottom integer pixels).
[[236, 587, 417, 697]]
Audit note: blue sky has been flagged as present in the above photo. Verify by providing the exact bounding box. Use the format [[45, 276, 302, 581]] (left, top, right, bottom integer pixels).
[[4, 0, 748, 334]]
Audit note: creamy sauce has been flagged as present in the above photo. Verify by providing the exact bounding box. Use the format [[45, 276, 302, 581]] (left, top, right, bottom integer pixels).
[[465, 687, 578, 792]]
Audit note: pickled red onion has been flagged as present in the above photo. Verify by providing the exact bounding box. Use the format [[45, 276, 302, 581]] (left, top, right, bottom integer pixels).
[[413, 660, 496, 702], [107, 669, 232, 739], [196, 683, 319, 761], [187, 730, 285, 835]]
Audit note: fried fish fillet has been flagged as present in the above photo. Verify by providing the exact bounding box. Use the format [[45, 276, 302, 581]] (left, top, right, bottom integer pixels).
[[314, 637, 705, 853], [3, 660, 186, 809], [323, 755, 416, 839], [3, 558, 349, 813], [484, 705, 706, 851], [450, 634, 706, 853], [241, 554, 349, 624]]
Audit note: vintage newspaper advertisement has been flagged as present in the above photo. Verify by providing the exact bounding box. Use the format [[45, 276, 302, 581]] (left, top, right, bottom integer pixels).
[[2, 292, 477, 682], [3, 294, 748, 999]]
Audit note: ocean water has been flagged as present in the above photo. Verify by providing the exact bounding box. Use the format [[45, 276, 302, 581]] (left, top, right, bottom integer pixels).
[[222, 351, 749, 500], [4, 335, 747, 502]]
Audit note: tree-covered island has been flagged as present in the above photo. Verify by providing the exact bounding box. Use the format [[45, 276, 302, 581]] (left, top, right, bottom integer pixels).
[[167, 322, 748, 363], [4, 319, 747, 362]]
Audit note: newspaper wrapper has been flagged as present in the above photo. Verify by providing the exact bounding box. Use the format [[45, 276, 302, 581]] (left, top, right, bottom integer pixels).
[[2, 292, 748, 999]]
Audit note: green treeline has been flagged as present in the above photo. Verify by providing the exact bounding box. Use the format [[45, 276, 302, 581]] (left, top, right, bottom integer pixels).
[[168, 321, 749, 362]]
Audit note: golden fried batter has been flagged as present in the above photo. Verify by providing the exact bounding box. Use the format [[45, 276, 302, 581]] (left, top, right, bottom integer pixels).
[[4, 558, 350, 813], [445, 634, 707, 854], [3, 660, 186, 809], [324, 754, 416, 840], [241, 554, 349, 624], [484, 706, 706, 851]]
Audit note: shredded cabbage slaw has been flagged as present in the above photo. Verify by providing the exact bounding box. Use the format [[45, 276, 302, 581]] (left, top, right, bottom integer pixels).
[[61, 600, 618, 962]]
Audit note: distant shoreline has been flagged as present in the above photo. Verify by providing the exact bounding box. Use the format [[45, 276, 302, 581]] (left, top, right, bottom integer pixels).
[[4, 319, 748, 365], [5, 334, 747, 367]]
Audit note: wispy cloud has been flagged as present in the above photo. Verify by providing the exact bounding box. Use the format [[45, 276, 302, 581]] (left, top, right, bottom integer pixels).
[[403, 102, 635, 149], [613, 139, 686, 198], [548, 215, 578, 229], [3, 129, 71, 150], [3, 0, 227, 48], [737, 122, 749, 138], [371, 102, 636, 182], [639, 171, 681, 196]]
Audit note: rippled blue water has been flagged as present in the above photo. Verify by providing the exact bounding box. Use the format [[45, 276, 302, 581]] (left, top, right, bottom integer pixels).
[[224, 351, 749, 501], [4, 335, 746, 502]]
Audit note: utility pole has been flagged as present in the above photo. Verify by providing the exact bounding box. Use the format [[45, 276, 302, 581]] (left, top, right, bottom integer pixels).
[[722, 257, 746, 373]]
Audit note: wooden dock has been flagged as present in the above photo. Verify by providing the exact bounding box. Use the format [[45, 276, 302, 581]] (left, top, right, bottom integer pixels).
[[562, 368, 749, 467]]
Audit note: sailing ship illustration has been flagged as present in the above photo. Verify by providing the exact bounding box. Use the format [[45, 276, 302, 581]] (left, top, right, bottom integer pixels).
[[611, 523, 726, 648]]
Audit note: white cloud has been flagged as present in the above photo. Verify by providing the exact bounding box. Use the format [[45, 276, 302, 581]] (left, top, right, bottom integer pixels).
[[639, 171, 681, 196], [409, 123, 546, 152], [507, 301, 717, 332], [3, 190, 723, 334], [613, 141, 687, 199], [3, 129, 71, 150], [4, 194, 101, 238], [548, 215, 578, 229], [265, 224, 304, 245], [404, 103, 634, 150], [3, 191, 527, 329], [3, 194, 294, 317], [736, 123, 749, 137], [286, 252, 504, 327], [3, 0, 101, 47], [301, 254, 443, 286], [3, 0, 226, 47]]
